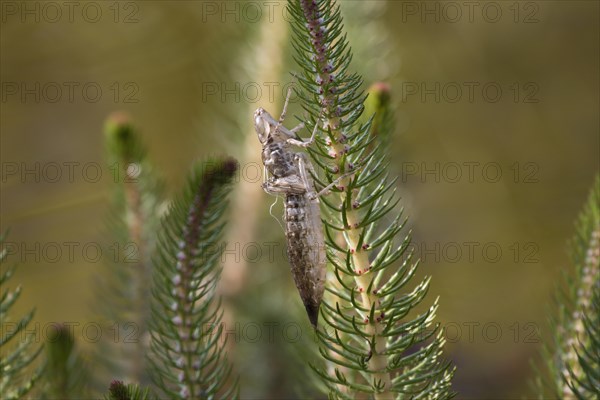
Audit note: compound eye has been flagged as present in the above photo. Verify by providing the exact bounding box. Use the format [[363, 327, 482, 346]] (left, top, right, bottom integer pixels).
[[255, 115, 264, 131], [254, 116, 268, 142]]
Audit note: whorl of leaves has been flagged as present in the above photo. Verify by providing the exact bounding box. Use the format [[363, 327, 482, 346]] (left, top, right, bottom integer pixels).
[[0, 233, 44, 399], [43, 324, 89, 398], [148, 157, 239, 399], [535, 176, 599, 398], [288, 1, 455, 398], [93, 113, 164, 387], [105, 380, 154, 400]]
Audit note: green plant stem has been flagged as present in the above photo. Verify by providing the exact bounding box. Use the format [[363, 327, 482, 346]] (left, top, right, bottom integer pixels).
[[561, 227, 599, 397], [103, 114, 160, 384], [149, 158, 238, 399], [347, 212, 393, 397], [124, 171, 147, 382], [297, 0, 392, 395], [291, 1, 454, 397]]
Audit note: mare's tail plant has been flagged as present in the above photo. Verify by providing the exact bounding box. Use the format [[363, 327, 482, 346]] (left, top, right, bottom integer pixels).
[[148, 157, 239, 399], [0, 233, 44, 399], [96, 115, 240, 397], [93, 113, 165, 386], [105, 380, 153, 400], [288, 0, 455, 398], [43, 324, 89, 398], [534, 176, 599, 398]]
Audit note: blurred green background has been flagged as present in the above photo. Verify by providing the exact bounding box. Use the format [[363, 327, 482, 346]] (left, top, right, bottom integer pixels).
[[1, 1, 598, 398]]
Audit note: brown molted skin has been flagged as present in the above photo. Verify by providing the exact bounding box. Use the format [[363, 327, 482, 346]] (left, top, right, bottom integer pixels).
[[284, 194, 326, 328]]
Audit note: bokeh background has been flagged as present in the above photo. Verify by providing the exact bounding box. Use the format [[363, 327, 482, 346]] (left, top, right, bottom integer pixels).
[[1, 1, 598, 399]]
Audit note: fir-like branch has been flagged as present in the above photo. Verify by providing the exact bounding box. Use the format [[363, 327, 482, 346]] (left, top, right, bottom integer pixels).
[[288, 0, 454, 398], [0, 232, 44, 399], [148, 157, 239, 399], [105, 380, 154, 400], [535, 175, 599, 398], [43, 324, 89, 399], [94, 113, 165, 386]]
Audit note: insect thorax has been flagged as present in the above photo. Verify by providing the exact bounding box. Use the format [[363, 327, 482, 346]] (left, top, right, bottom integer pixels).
[[262, 141, 298, 179]]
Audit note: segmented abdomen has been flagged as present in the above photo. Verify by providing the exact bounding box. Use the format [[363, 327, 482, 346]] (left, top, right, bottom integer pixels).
[[284, 194, 326, 327]]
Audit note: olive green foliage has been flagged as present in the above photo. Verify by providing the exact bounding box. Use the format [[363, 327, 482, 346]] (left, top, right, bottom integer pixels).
[[534, 176, 600, 398], [42, 324, 88, 399], [0, 233, 44, 399], [148, 158, 239, 399], [93, 114, 165, 388]]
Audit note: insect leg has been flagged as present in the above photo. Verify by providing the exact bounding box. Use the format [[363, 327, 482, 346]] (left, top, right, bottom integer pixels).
[[273, 86, 297, 138], [296, 153, 357, 200], [278, 87, 293, 124], [310, 170, 357, 199], [262, 176, 306, 196], [289, 122, 305, 134], [287, 113, 322, 148]]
